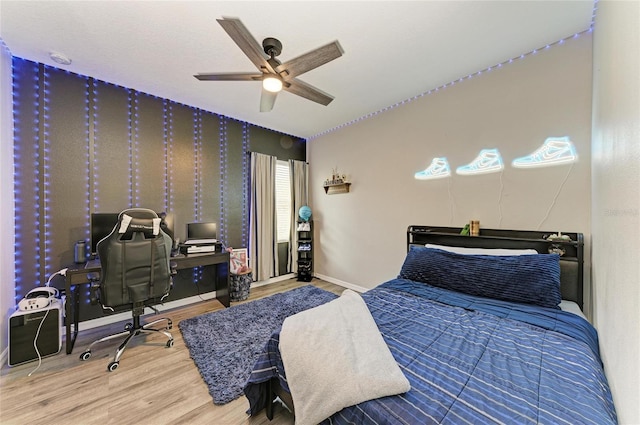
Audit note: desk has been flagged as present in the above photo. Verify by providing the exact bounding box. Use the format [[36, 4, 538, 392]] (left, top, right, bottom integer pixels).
[[62, 251, 230, 354]]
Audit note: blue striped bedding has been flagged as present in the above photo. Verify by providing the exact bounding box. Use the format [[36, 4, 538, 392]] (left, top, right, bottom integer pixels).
[[244, 279, 617, 424]]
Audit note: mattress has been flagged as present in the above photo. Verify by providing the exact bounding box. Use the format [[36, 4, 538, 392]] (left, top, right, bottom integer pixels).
[[559, 299, 587, 319], [244, 278, 617, 424]]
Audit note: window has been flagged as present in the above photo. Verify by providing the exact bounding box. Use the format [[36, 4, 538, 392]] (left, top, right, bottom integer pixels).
[[275, 160, 291, 242]]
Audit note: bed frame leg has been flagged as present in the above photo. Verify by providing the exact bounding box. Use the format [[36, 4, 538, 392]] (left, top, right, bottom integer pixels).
[[266, 379, 274, 420]]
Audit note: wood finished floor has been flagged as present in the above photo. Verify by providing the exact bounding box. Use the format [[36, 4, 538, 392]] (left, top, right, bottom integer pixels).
[[0, 278, 345, 425]]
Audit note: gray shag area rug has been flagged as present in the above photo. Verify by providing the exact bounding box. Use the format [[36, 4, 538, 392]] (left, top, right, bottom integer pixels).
[[179, 285, 338, 405]]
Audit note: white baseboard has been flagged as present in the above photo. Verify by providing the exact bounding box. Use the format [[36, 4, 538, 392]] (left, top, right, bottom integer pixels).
[[68, 292, 218, 335], [313, 273, 368, 293], [65, 273, 298, 335], [64, 271, 365, 336], [251, 273, 296, 288], [254, 272, 367, 294]]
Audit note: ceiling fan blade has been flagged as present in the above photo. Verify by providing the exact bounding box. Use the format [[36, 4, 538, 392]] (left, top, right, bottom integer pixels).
[[216, 17, 275, 73], [194, 72, 263, 81], [275, 41, 344, 79], [260, 89, 278, 112], [283, 78, 334, 106]]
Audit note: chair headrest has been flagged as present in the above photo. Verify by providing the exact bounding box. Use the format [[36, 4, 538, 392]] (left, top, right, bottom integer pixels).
[[118, 213, 161, 238]]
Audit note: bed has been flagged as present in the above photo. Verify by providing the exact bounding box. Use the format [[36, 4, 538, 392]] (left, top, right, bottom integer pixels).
[[244, 226, 617, 424]]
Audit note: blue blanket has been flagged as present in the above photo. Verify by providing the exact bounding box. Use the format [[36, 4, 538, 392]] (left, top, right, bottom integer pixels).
[[245, 279, 617, 424]]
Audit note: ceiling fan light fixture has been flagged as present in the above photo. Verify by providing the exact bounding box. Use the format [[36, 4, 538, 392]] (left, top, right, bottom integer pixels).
[[198, 17, 343, 111], [263, 76, 283, 93]]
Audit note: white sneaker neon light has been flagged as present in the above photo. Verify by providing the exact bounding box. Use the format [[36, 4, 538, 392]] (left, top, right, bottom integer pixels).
[[456, 148, 504, 175], [512, 137, 578, 168], [414, 157, 451, 180]]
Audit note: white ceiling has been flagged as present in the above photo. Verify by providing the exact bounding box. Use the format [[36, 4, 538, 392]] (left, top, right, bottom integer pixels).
[[0, 1, 594, 139]]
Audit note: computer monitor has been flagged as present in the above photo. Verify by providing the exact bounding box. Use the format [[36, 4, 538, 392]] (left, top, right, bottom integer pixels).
[[90, 213, 120, 255], [186, 222, 217, 241]]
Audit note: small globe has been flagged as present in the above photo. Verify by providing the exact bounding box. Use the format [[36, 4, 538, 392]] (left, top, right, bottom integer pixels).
[[299, 206, 312, 222]]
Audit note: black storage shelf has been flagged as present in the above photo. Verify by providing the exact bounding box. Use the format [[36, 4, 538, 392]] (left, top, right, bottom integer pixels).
[[297, 220, 313, 282]]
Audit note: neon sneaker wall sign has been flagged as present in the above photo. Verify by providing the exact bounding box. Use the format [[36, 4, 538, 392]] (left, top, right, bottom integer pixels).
[[456, 148, 504, 176], [512, 136, 578, 169], [414, 137, 578, 180], [414, 157, 451, 180]]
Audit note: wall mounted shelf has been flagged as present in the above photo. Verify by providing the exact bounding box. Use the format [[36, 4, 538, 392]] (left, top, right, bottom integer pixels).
[[323, 182, 351, 194]]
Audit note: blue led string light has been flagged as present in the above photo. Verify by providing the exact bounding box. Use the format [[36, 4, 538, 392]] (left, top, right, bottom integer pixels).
[[194, 108, 202, 220], [133, 91, 140, 206], [91, 80, 100, 212], [167, 101, 175, 213], [11, 60, 22, 301], [241, 122, 250, 247], [126, 88, 134, 207], [84, 78, 100, 304], [591, 0, 599, 29], [42, 66, 52, 279], [83, 76, 92, 303], [193, 108, 203, 282], [12, 59, 41, 301], [162, 99, 169, 212], [307, 25, 596, 141], [219, 116, 227, 246], [83, 77, 90, 227]]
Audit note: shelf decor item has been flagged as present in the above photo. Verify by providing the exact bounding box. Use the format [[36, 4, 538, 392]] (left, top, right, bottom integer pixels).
[[227, 248, 249, 274], [470, 220, 480, 236], [299, 206, 312, 222], [323, 167, 351, 194]]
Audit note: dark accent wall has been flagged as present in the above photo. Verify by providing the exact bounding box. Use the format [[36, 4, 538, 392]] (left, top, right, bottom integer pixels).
[[12, 58, 305, 320]]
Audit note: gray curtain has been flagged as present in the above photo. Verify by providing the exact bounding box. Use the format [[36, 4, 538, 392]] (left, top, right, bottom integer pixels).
[[249, 153, 278, 281], [288, 160, 309, 272]]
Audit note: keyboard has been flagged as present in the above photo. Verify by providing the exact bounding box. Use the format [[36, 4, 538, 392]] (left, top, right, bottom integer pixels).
[[184, 239, 217, 245]]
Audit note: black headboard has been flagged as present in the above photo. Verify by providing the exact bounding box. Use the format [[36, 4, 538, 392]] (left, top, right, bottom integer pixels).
[[407, 226, 584, 309]]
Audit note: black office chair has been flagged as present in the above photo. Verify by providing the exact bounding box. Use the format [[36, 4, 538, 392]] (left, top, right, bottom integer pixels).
[[79, 208, 175, 371]]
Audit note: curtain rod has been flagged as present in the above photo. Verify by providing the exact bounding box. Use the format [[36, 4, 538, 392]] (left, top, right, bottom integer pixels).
[[246, 151, 308, 164]]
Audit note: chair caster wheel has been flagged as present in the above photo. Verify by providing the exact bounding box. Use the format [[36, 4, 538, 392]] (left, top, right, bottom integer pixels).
[[124, 323, 133, 331], [167, 319, 173, 330], [108, 361, 119, 372], [166, 339, 174, 348], [79, 351, 91, 361]]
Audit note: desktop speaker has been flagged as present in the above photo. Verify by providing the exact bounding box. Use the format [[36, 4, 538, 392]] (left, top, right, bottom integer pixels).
[[8, 298, 63, 366]]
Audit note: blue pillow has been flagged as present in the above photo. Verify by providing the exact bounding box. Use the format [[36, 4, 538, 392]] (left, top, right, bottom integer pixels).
[[398, 246, 562, 309]]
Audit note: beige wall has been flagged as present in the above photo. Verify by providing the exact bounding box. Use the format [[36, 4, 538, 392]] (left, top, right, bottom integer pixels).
[[591, 1, 640, 423], [309, 34, 593, 304], [0, 39, 15, 362]]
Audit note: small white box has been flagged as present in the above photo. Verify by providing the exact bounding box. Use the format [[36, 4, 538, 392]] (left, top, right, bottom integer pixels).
[[187, 245, 217, 253]]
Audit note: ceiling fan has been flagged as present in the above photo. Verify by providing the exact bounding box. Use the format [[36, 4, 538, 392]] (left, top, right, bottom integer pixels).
[[195, 17, 344, 112]]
